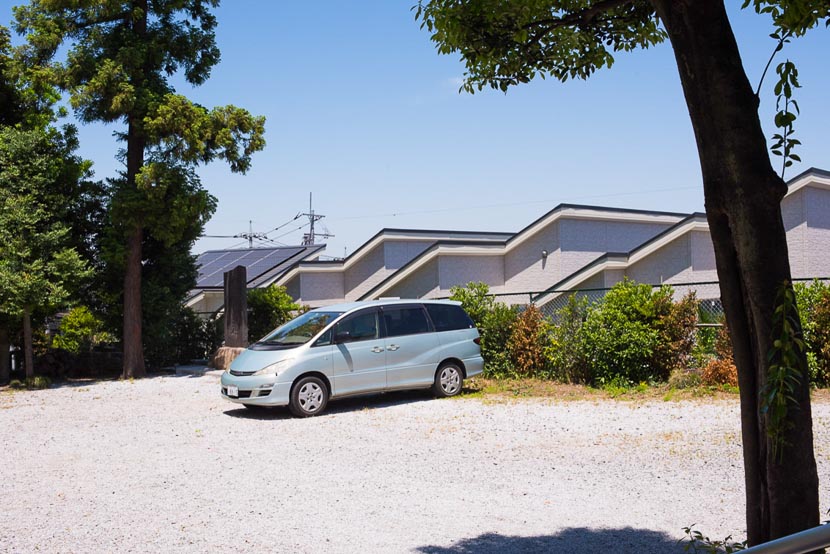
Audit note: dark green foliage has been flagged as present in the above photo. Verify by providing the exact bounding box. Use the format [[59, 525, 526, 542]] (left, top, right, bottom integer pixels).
[[247, 285, 302, 342], [581, 280, 695, 384], [52, 306, 111, 354], [546, 294, 589, 383], [449, 282, 518, 377], [794, 279, 830, 386], [480, 302, 519, 377], [448, 281, 493, 328]]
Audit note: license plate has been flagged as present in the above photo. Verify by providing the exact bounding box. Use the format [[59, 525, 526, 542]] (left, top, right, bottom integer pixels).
[[227, 385, 238, 397]]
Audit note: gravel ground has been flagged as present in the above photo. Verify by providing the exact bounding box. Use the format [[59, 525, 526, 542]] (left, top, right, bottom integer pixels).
[[1, 372, 828, 554]]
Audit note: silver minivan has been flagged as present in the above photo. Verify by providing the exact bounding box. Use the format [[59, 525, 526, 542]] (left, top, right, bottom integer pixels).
[[220, 299, 483, 417]]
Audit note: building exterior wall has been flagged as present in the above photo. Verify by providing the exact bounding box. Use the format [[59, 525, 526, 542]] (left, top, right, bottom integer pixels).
[[344, 245, 386, 301], [384, 240, 433, 270], [383, 259, 440, 300], [504, 222, 560, 290], [625, 234, 693, 284], [300, 273, 345, 307], [285, 276, 300, 302], [437, 255, 505, 295], [782, 190, 808, 277], [805, 186, 830, 278]]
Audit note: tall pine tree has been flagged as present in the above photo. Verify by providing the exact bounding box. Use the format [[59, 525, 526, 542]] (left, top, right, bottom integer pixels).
[[14, 1, 266, 377]]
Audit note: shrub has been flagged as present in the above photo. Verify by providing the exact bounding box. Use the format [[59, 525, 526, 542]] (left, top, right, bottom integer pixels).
[[546, 294, 590, 383], [449, 281, 494, 328], [507, 305, 549, 377], [812, 293, 830, 386], [653, 291, 698, 374], [581, 280, 659, 384], [701, 324, 737, 386], [53, 306, 113, 354], [668, 367, 701, 389], [247, 285, 302, 342], [480, 302, 518, 378]]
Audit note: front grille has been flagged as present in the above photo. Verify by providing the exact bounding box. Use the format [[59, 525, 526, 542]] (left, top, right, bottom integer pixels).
[[258, 389, 272, 397], [238, 390, 252, 399], [229, 369, 255, 376]]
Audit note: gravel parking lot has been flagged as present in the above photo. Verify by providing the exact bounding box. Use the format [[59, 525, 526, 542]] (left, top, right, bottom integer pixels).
[[1, 372, 828, 553]]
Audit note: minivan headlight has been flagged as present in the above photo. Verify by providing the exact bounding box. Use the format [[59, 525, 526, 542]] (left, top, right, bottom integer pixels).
[[252, 358, 292, 376]]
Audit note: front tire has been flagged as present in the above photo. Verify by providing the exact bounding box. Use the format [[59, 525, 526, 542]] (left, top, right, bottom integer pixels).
[[433, 363, 463, 398], [289, 376, 329, 417]]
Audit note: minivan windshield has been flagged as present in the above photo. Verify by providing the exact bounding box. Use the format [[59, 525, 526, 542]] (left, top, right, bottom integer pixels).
[[255, 311, 343, 348]]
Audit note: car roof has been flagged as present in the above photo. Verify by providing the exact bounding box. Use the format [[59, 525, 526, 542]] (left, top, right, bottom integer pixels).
[[310, 298, 462, 314]]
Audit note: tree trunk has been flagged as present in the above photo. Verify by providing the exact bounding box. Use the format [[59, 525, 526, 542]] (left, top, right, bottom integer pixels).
[[121, 1, 148, 379], [23, 307, 33, 379], [651, 0, 819, 546], [121, 112, 146, 379], [0, 325, 10, 384]]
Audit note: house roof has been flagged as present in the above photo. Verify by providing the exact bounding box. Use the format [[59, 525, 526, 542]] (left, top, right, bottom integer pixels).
[[192, 244, 326, 290], [356, 205, 689, 300]]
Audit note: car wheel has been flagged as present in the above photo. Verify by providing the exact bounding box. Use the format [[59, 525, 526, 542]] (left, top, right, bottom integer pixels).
[[289, 376, 329, 417], [433, 362, 463, 398]]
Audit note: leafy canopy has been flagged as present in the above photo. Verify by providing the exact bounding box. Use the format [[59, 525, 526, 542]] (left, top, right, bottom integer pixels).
[[0, 126, 92, 316]]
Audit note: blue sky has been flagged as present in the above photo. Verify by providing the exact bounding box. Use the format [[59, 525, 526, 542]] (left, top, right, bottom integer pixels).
[[2, 1, 829, 258]]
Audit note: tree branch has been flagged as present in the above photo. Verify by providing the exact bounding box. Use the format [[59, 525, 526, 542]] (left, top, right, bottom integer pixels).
[[523, 0, 636, 31]]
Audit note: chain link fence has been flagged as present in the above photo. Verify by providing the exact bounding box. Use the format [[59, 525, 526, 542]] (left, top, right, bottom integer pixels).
[[479, 278, 830, 324]]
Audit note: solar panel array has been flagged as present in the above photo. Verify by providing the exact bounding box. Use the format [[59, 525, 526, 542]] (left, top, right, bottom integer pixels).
[[195, 247, 306, 288]]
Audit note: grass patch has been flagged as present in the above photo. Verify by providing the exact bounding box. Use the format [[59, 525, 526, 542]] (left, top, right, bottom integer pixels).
[[461, 376, 743, 402], [8, 376, 52, 390]]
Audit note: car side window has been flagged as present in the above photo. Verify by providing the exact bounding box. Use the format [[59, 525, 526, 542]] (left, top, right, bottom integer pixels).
[[426, 304, 475, 331], [335, 310, 379, 343], [383, 306, 430, 338]]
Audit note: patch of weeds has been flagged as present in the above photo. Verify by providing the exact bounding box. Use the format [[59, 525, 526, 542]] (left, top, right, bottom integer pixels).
[[599, 376, 634, 398], [663, 388, 678, 402], [9, 376, 52, 390], [680, 524, 745, 553]]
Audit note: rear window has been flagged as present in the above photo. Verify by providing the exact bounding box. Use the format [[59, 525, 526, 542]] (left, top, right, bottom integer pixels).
[[426, 304, 474, 332], [383, 307, 430, 337]]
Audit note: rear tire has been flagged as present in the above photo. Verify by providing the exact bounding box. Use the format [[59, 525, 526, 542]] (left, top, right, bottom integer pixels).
[[433, 363, 463, 398], [289, 376, 329, 417]]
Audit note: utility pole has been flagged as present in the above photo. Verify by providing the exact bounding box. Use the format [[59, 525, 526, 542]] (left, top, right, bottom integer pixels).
[[301, 193, 334, 245], [238, 220, 266, 248]]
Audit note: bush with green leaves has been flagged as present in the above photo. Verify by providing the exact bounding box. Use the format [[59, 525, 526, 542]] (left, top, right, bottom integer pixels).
[[546, 294, 590, 383], [53, 306, 112, 354], [448, 281, 494, 328], [247, 285, 303, 342], [794, 279, 830, 387], [581, 280, 697, 385], [449, 282, 518, 377]]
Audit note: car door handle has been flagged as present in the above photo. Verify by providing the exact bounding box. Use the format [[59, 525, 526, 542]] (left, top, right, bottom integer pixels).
[[386, 344, 399, 351], [371, 346, 384, 353]]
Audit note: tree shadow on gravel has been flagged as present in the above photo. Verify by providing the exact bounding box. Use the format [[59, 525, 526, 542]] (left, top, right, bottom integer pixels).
[[223, 389, 445, 420], [415, 527, 685, 554]]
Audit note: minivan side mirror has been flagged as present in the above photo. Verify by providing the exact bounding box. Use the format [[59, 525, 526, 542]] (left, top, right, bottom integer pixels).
[[334, 330, 352, 344]]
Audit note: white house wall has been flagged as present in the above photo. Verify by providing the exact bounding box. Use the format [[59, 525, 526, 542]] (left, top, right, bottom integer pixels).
[[504, 218, 675, 293], [504, 221, 559, 290], [383, 259, 440, 299], [438, 255, 505, 295], [805, 186, 830, 277], [782, 190, 808, 277], [384, 240, 432, 270], [300, 273, 345, 307], [626, 233, 693, 285]]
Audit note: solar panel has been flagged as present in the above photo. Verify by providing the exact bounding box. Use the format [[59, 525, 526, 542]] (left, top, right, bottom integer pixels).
[[195, 247, 311, 288]]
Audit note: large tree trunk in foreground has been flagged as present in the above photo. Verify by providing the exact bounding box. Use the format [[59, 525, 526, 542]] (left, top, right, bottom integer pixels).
[[652, 0, 819, 546]]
